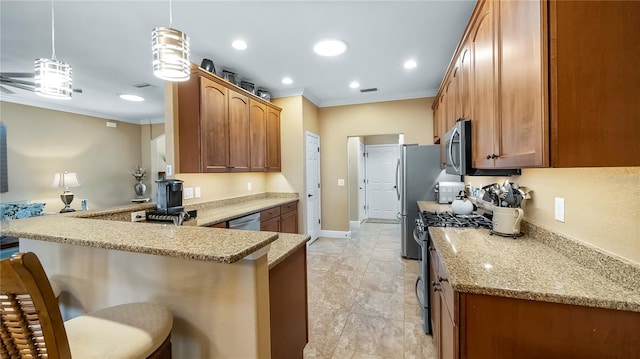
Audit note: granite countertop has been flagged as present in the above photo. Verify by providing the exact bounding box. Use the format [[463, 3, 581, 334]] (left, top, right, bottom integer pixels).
[[1, 215, 278, 264], [194, 198, 298, 227], [2, 193, 305, 265], [419, 200, 640, 312], [267, 233, 310, 269]]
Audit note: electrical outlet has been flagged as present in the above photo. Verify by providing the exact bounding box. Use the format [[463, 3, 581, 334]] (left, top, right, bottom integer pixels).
[[195, 187, 201, 198], [131, 210, 146, 222], [338, 179, 345, 187], [184, 187, 194, 199], [554, 197, 565, 222], [247, 182, 252, 191]]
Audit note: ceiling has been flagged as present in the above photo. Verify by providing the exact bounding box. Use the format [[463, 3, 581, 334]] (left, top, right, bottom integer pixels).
[[0, 1, 476, 124]]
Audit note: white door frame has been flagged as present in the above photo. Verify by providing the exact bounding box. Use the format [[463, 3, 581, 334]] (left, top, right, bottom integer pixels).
[[358, 141, 366, 223], [305, 131, 321, 244]]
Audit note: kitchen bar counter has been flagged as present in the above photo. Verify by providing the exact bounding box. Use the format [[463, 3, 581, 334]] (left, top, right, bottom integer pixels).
[[417, 201, 640, 312], [1, 215, 278, 263], [193, 197, 298, 227], [267, 232, 310, 269]]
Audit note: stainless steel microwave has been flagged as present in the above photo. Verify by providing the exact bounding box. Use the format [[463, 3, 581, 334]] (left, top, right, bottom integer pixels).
[[444, 120, 521, 176]]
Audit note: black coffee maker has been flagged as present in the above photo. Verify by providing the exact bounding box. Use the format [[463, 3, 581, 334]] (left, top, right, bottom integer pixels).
[[155, 179, 184, 214]]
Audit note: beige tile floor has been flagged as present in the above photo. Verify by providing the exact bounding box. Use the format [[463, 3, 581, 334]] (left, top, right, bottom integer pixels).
[[304, 222, 436, 359]]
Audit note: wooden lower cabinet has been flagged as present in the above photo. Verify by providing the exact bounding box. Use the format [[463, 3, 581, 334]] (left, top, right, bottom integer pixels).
[[259, 201, 298, 234], [269, 245, 308, 359], [208, 222, 227, 228], [430, 240, 640, 359]]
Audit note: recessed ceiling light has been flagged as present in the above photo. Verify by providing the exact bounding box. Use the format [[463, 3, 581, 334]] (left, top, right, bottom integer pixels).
[[349, 81, 360, 89], [232, 40, 247, 50], [119, 94, 145, 102], [313, 39, 348, 57], [404, 60, 417, 69], [282, 77, 293, 85]]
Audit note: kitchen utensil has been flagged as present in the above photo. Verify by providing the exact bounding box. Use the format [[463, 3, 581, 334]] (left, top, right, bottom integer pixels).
[[504, 180, 516, 207], [451, 190, 474, 215]]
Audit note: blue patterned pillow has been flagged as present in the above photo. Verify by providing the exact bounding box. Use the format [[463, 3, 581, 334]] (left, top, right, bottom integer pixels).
[[1, 203, 46, 220]]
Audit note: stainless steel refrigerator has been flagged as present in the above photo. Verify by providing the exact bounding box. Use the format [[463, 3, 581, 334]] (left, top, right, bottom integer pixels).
[[396, 144, 461, 259]]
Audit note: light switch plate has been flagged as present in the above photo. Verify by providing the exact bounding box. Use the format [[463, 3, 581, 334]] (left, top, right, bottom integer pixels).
[[338, 179, 345, 187], [247, 182, 252, 191], [195, 187, 201, 198], [166, 164, 173, 176], [184, 187, 194, 199], [554, 197, 565, 222]]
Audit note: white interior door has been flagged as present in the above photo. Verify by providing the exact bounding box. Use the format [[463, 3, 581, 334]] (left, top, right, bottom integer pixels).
[[306, 132, 321, 242], [358, 142, 366, 223], [365, 144, 399, 220]]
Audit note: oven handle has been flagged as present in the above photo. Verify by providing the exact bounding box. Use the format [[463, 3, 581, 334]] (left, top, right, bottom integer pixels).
[[448, 125, 461, 174], [413, 227, 424, 247], [415, 277, 425, 308]]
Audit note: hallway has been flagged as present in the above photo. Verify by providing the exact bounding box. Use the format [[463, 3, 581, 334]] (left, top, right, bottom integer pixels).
[[304, 222, 436, 358]]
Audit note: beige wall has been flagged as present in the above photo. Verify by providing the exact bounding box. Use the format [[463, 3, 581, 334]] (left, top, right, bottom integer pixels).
[[466, 167, 640, 264], [363, 134, 400, 145], [0, 102, 143, 212], [179, 172, 267, 205], [266, 96, 319, 233], [319, 97, 434, 231]]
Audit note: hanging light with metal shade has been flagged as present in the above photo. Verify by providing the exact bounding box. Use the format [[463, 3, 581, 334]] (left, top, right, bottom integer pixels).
[[34, 0, 72, 100], [152, 0, 190, 82]]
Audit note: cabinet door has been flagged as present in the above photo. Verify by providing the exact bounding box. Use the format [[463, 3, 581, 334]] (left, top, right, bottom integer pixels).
[[471, 0, 497, 169], [445, 75, 458, 132], [266, 107, 281, 172], [200, 77, 229, 173], [438, 95, 447, 169], [249, 100, 267, 172], [496, 0, 548, 168], [433, 100, 440, 145], [459, 45, 472, 121], [261, 216, 280, 232], [228, 90, 251, 172], [440, 303, 456, 359], [280, 210, 298, 234]]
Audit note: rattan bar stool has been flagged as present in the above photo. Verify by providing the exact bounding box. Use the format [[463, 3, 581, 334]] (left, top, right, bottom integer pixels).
[[0, 252, 173, 358]]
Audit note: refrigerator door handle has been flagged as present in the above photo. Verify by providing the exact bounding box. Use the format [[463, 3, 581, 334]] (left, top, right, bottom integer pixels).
[[395, 158, 400, 201]]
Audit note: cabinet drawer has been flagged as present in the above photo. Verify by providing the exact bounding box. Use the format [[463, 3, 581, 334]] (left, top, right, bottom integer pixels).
[[280, 201, 297, 215], [260, 207, 281, 222]]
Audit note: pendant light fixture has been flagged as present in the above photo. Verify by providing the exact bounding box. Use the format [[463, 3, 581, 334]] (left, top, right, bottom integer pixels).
[[152, 0, 190, 82], [34, 0, 72, 100]]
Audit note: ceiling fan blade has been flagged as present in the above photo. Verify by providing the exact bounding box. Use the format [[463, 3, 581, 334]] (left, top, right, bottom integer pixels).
[[0, 77, 34, 86], [0, 72, 34, 78], [0, 81, 34, 92], [0, 85, 15, 94]]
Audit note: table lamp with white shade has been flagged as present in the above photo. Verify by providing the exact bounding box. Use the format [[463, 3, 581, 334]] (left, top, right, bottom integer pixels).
[[52, 171, 82, 212]]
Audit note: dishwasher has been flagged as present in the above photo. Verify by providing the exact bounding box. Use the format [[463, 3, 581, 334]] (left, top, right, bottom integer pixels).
[[228, 212, 261, 231]]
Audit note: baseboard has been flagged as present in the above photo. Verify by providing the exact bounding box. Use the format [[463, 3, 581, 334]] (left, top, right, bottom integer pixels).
[[349, 220, 361, 228], [320, 230, 351, 239]]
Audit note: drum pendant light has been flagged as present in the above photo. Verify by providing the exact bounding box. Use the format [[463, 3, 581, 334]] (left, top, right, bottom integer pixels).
[[152, 0, 190, 82], [34, 0, 72, 100]]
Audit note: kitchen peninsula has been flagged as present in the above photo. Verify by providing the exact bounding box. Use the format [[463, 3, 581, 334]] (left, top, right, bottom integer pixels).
[[0, 194, 310, 359]]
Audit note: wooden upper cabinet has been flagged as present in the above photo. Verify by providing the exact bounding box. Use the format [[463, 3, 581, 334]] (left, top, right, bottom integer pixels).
[[495, 0, 548, 168], [174, 64, 283, 173], [471, 0, 497, 169], [228, 90, 250, 172], [433, 98, 441, 144], [201, 77, 229, 173], [266, 107, 281, 172], [458, 46, 472, 121], [550, 1, 640, 167], [250, 100, 267, 172]]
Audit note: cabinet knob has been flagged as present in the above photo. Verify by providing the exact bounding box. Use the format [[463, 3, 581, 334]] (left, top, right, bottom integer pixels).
[[438, 276, 448, 283], [486, 154, 492, 160], [432, 282, 441, 291], [487, 154, 498, 159], [428, 246, 435, 252]]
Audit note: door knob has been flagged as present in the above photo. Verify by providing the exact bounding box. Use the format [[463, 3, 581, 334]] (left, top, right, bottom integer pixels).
[[308, 194, 313, 198]]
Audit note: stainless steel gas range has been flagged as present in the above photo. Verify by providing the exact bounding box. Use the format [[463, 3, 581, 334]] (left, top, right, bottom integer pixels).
[[413, 210, 492, 334]]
